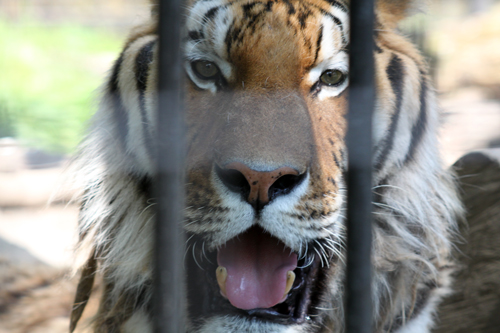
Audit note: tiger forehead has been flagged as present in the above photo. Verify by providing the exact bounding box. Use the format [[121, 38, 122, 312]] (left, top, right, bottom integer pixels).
[[229, 5, 322, 87], [186, 0, 347, 87]]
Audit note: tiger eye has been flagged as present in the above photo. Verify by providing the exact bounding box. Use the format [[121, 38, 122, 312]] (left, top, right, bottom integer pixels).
[[193, 60, 219, 79], [320, 70, 345, 86]]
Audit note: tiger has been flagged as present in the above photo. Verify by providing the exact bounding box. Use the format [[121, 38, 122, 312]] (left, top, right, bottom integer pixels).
[[69, 0, 462, 332]]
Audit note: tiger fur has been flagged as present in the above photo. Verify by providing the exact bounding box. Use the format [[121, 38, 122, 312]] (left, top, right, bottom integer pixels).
[[70, 0, 462, 332]]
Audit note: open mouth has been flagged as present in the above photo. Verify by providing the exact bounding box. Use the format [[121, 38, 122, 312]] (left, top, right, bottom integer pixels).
[[186, 226, 331, 326]]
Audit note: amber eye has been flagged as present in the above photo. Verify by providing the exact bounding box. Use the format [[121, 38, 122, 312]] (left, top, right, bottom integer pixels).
[[320, 70, 345, 86], [192, 60, 220, 80]]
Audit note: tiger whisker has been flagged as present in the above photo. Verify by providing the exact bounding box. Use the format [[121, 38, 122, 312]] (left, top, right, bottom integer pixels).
[[192, 242, 204, 271], [315, 240, 331, 268], [296, 255, 315, 269], [202, 241, 212, 264], [313, 247, 326, 268]]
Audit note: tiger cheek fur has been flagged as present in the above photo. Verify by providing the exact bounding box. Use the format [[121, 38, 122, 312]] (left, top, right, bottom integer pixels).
[[71, 1, 462, 332]]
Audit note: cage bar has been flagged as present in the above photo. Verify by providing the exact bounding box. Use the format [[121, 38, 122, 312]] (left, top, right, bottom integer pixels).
[[153, 0, 186, 332], [345, 0, 375, 332]]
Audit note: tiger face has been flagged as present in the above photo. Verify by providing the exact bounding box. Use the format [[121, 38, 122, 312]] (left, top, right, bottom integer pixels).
[[181, 0, 349, 328], [175, 2, 347, 331], [72, 0, 461, 332]]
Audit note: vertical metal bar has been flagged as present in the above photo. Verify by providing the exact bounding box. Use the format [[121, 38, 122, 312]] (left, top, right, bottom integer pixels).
[[154, 0, 186, 332], [345, 0, 375, 332]]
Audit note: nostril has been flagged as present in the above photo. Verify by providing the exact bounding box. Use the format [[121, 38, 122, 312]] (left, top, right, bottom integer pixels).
[[215, 164, 250, 196], [215, 162, 306, 211], [268, 173, 306, 202]]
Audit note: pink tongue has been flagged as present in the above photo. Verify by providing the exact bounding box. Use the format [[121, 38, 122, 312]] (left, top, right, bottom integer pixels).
[[217, 227, 298, 310]]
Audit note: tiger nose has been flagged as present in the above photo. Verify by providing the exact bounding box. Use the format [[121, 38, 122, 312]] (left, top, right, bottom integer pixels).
[[215, 162, 306, 211]]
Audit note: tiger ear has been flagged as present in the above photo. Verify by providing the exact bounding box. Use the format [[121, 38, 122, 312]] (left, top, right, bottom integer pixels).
[[376, 0, 425, 29]]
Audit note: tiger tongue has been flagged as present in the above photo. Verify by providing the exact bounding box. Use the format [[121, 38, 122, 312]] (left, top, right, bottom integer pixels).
[[217, 227, 298, 310]]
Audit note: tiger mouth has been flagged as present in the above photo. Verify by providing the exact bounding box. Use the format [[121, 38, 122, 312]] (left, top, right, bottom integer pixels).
[[186, 226, 329, 325]]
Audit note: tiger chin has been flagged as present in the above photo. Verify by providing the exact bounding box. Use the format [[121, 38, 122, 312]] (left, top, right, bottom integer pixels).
[[70, 0, 462, 332]]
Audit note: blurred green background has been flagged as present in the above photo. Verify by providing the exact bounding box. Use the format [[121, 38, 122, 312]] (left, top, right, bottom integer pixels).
[[0, 21, 122, 152], [0, 0, 150, 154]]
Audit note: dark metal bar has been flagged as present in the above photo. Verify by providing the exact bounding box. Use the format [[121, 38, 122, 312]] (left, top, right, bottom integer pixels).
[[345, 0, 375, 332], [153, 0, 186, 332]]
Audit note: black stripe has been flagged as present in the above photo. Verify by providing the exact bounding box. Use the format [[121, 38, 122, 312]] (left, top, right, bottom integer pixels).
[[309, 1, 348, 45], [265, 0, 274, 11], [131, 172, 153, 197], [313, 25, 323, 64], [109, 52, 129, 151], [317, 8, 347, 45], [404, 71, 428, 164], [374, 54, 404, 172], [242, 1, 259, 17], [297, 8, 312, 29], [327, 12, 343, 31], [323, 0, 349, 14], [242, 4, 266, 32], [282, 0, 296, 14], [135, 39, 157, 159], [224, 19, 241, 57], [332, 151, 341, 169], [203, 6, 221, 23], [309, 81, 320, 96], [188, 30, 203, 41], [135, 40, 156, 94]]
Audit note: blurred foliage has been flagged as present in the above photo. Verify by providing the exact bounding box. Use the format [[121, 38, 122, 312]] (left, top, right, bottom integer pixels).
[[0, 19, 123, 153]]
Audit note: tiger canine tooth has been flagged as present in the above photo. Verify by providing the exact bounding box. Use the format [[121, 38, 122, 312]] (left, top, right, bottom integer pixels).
[[284, 271, 295, 297], [216, 266, 227, 297]]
